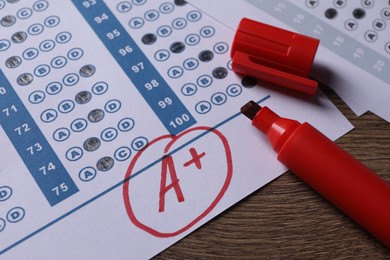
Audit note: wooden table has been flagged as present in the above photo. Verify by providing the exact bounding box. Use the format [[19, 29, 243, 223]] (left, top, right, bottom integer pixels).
[[156, 85, 390, 259]]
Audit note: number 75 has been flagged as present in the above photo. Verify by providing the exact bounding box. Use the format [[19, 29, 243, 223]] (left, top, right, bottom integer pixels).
[[52, 183, 68, 196]]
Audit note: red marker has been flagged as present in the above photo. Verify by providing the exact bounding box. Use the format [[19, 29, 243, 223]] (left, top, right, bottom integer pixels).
[[241, 101, 390, 248]]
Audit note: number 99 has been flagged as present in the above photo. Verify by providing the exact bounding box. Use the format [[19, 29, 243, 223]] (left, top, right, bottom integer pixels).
[[158, 97, 172, 108]]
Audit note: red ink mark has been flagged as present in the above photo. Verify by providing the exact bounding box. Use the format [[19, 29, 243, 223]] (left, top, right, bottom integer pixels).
[[122, 126, 233, 238], [159, 155, 185, 213], [183, 148, 205, 169]]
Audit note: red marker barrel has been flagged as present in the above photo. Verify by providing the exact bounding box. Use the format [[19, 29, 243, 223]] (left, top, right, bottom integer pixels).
[[241, 101, 390, 248]]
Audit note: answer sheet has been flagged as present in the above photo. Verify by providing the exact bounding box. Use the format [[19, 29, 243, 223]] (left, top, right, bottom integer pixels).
[[0, 1, 352, 259], [192, 0, 390, 122]]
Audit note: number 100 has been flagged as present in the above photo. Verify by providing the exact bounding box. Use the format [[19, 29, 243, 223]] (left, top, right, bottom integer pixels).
[[169, 114, 190, 128]]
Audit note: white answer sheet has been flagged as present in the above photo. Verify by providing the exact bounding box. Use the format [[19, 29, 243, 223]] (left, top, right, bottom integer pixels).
[[191, 0, 390, 122], [0, 1, 352, 259]]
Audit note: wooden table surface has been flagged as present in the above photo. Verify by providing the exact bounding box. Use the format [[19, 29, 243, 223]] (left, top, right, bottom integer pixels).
[[155, 85, 390, 259]]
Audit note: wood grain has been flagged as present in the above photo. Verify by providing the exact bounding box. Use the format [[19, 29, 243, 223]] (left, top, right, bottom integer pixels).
[[155, 85, 390, 259]]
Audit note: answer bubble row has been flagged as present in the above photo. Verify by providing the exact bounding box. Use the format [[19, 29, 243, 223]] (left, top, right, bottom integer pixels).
[[41, 98, 120, 124], [66, 136, 147, 163], [129, 9, 202, 30], [0, 0, 49, 27], [194, 85, 243, 115]]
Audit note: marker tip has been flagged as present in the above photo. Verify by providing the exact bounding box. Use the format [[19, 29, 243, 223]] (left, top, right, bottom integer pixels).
[[241, 101, 261, 120]]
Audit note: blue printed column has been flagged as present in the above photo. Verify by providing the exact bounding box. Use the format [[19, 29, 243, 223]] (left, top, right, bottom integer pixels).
[[0, 70, 79, 206], [72, 0, 196, 135]]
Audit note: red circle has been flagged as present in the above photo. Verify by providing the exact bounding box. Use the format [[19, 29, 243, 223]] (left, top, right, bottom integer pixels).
[[122, 126, 233, 237]]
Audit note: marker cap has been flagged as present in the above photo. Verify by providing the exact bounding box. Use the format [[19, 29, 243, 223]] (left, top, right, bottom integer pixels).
[[231, 18, 320, 95]]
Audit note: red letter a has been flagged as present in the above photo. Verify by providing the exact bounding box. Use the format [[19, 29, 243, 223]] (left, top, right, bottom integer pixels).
[[159, 155, 184, 212]]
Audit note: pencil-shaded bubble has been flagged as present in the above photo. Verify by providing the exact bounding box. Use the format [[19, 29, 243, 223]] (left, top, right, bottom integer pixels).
[[17, 73, 33, 86], [170, 41, 185, 53], [198, 50, 214, 62], [241, 76, 257, 88], [88, 109, 105, 123], [142, 33, 157, 45], [324, 8, 337, 19], [174, 0, 187, 6], [212, 67, 228, 79], [75, 91, 92, 104], [96, 156, 114, 172], [353, 8, 366, 19], [79, 64, 96, 77], [11, 31, 27, 43], [1, 15, 16, 27], [83, 137, 101, 152], [5, 56, 22, 68]]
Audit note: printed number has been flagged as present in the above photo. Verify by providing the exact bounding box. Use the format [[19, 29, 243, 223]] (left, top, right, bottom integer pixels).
[[353, 48, 365, 59], [158, 97, 172, 108], [373, 60, 385, 72], [107, 29, 120, 40], [119, 45, 133, 56], [0, 87, 6, 95], [294, 13, 304, 24], [52, 183, 68, 196], [169, 114, 190, 128], [14, 123, 31, 135], [2, 105, 17, 116], [313, 24, 324, 35], [39, 162, 56, 175], [82, 0, 96, 8], [145, 79, 159, 90], [95, 13, 108, 24], [274, 3, 286, 12], [131, 62, 144, 73], [26, 143, 42, 155]]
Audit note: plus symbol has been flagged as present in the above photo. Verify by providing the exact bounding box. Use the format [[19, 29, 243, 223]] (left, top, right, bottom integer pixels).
[[183, 148, 205, 170]]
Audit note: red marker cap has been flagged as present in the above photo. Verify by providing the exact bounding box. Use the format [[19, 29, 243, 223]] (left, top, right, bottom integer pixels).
[[231, 18, 320, 95]]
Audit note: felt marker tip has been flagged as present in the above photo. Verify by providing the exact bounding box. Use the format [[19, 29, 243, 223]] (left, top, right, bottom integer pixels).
[[241, 101, 261, 120]]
